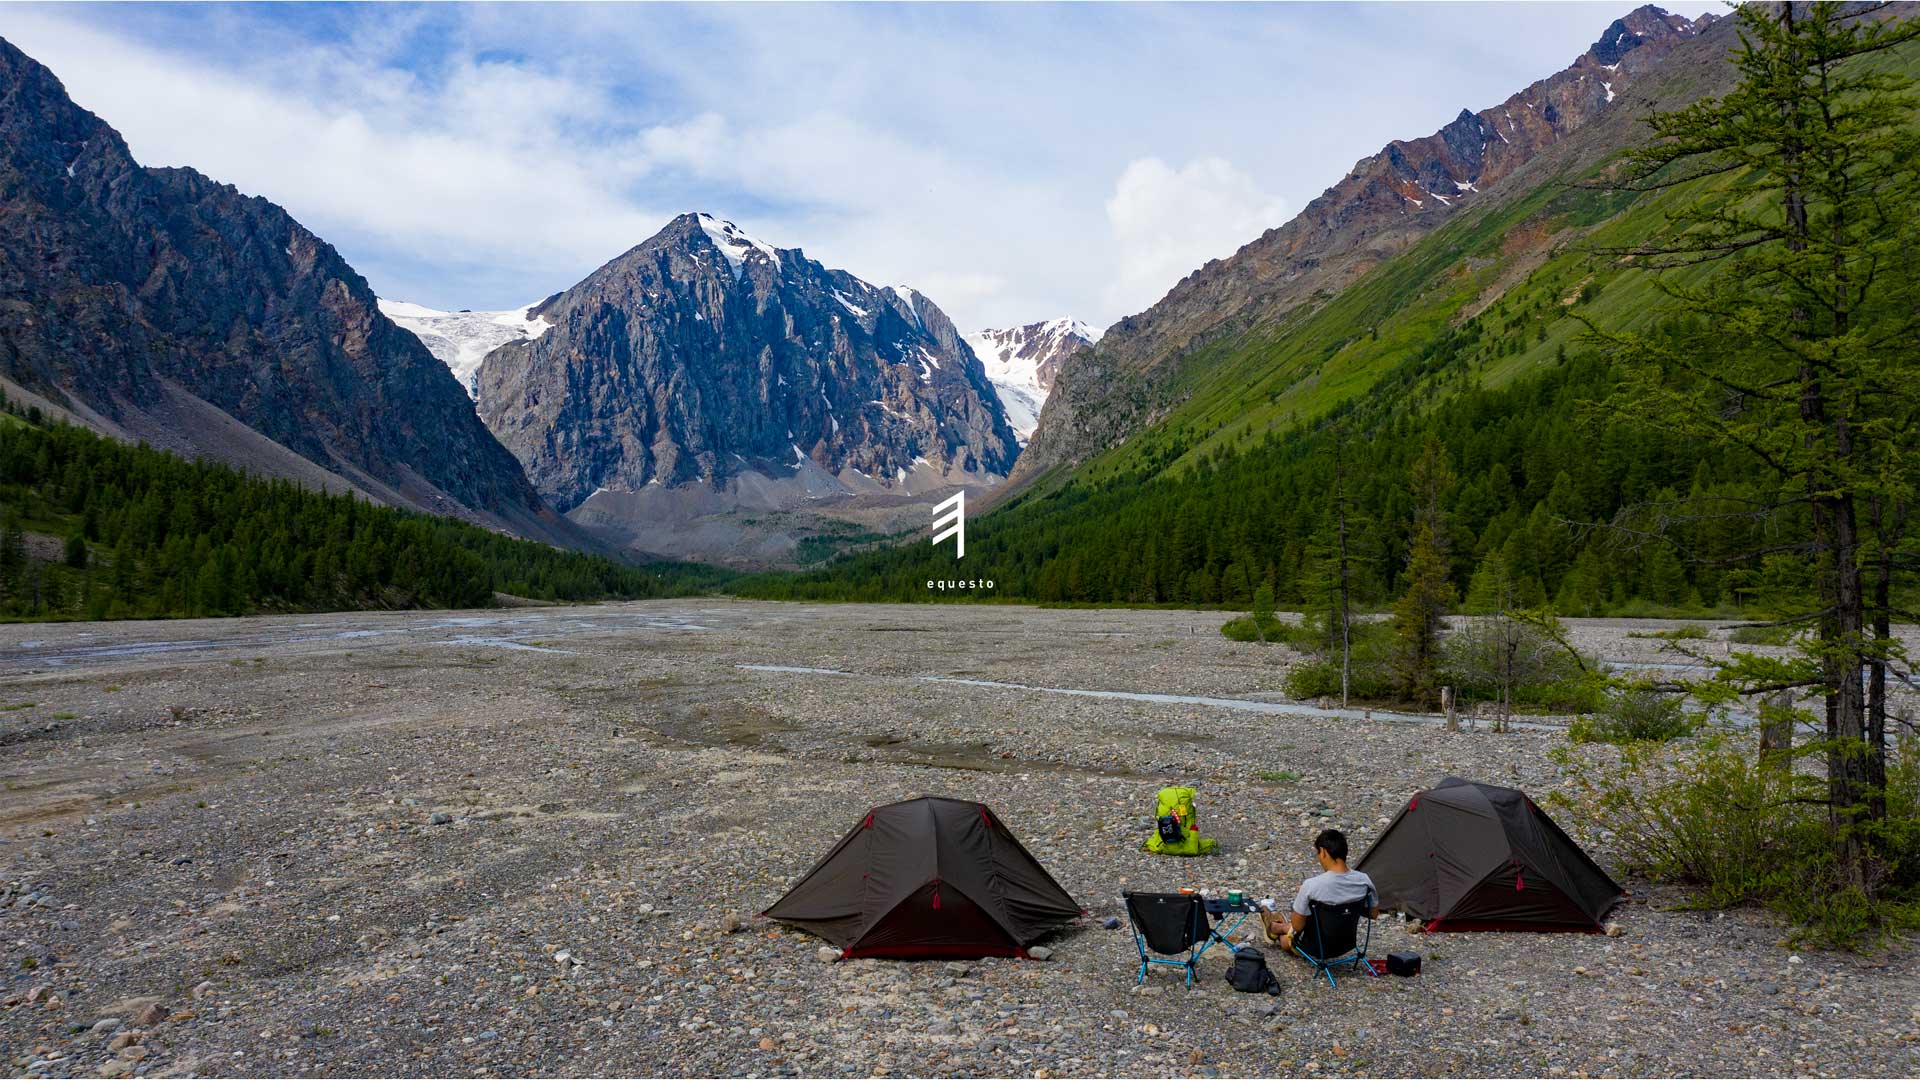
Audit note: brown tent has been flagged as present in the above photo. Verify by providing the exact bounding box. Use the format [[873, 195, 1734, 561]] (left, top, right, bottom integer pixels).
[[763, 796, 1082, 958], [1356, 777, 1623, 932]]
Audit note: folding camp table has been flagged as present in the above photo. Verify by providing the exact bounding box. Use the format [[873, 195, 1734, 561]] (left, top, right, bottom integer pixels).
[[1123, 891, 1259, 987], [1204, 894, 1258, 941]]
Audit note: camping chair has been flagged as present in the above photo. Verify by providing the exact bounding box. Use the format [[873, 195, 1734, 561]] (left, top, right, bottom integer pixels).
[[1293, 897, 1377, 988], [1123, 891, 1238, 987]]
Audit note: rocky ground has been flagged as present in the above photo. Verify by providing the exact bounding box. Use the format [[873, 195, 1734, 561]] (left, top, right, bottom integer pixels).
[[0, 601, 1914, 1078]]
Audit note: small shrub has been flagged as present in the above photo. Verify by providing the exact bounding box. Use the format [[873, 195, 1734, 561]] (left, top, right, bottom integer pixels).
[[1627, 625, 1709, 641], [1570, 686, 1696, 744], [1442, 614, 1598, 715], [1551, 734, 1920, 948], [1221, 613, 1287, 643], [1258, 770, 1302, 784], [1282, 661, 1343, 700]]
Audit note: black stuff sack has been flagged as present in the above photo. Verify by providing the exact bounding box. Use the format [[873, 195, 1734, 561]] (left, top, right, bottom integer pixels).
[[1225, 945, 1282, 995], [1387, 951, 1422, 977], [1156, 814, 1186, 845]]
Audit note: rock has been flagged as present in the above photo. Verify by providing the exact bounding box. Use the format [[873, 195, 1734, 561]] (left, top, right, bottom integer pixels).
[[720, 913, 742, 934], [1101, 917, 1122, 930], [1027, 946, 1054, 960], [429, 812, 453, 826], [118, 1045, 151, 1062], [23, 986, 50, 1003], [190, 981, 216, 1001], [133, 1003, 169, 1027], [554, 950, 578, 967], [90, 1019, 121, 1035], [815, 947, 839, 963], [1603, 921, 1624, 937], [106, 1032, 139, 1052], [942, 962, 972, 978], [96, 1061, 131, 1079]]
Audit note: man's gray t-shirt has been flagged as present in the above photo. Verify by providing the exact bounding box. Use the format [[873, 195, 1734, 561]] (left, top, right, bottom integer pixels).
[[1292, 869, 1377, 916]]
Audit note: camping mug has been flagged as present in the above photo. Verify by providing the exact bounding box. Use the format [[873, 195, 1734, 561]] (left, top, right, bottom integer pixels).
[[1227, 889, 1243, 906]]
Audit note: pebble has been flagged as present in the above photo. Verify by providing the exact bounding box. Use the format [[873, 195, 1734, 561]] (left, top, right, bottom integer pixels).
[[4, 602, 1914, 1079]]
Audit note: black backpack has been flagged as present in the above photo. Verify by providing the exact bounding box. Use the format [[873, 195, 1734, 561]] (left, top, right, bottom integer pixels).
[[1156, 813, 1186, 845], [1225, 945, 1282, 995]]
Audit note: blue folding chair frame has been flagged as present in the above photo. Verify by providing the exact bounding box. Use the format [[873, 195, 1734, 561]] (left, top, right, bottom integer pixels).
[[1292, 897, 1378, 988], [1123, 892, 1253, 987]]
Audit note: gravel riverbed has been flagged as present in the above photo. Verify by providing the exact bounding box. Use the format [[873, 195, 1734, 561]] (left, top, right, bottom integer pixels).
[[0, 600, 1914, 1077]]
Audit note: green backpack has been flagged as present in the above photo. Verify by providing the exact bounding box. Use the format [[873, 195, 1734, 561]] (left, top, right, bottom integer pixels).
[[1144, 786, 1217, 856]]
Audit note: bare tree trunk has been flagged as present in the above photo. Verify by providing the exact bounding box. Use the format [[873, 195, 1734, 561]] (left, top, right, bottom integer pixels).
[[1866, 495, 1895, 823], [1500, 615, 1515, 735], [1820, 484, 1870, 880]]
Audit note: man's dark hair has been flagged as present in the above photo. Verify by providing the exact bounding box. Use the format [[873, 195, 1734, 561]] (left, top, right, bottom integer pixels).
[[1314, 828, 1349, 862]]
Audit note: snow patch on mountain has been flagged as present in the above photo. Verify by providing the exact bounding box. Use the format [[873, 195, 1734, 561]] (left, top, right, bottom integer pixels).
[[964, 317, 1099, 444], [380, 300, 551, 397], [695, 213, 782, 280]]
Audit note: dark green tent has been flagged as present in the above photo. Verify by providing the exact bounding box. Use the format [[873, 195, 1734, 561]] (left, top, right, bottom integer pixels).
[[763, 796, 1082, 959], [1356, 777, 1623, 932]]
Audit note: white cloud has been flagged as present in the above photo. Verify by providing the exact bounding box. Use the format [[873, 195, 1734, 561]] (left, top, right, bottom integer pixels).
[[0, 10, 674, 303], [1102, 158, 1288, 316], [0, 2, 1651, 331]]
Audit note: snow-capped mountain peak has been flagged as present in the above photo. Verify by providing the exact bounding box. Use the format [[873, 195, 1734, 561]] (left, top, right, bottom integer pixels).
[[963, 317, 1100, 444], [379, 300, 552, 397]]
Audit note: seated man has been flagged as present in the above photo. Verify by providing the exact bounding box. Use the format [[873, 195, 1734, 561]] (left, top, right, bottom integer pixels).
[[1265, 828, 1379, 955]]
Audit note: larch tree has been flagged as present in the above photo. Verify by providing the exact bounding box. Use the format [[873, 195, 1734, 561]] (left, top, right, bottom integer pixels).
[[1588, 2, 1920, 880], [1390, 438, 1456, 704]]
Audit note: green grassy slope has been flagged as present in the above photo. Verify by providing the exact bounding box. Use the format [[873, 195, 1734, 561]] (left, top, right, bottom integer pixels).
[[735, 33, 1920, 610], [1075, 35, 1920, 488]]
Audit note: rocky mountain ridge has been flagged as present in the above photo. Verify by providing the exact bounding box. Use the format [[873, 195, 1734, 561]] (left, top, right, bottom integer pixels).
[[1011, 4, 1717, 488], [0, 37, 575, 543]]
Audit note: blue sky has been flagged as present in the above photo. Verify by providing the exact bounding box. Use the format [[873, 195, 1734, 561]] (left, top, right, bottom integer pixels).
[[0, 2, 1683, 330]]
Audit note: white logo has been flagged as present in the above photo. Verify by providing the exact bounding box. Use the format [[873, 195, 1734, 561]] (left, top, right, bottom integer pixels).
[[931, 490, 965, 558]]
